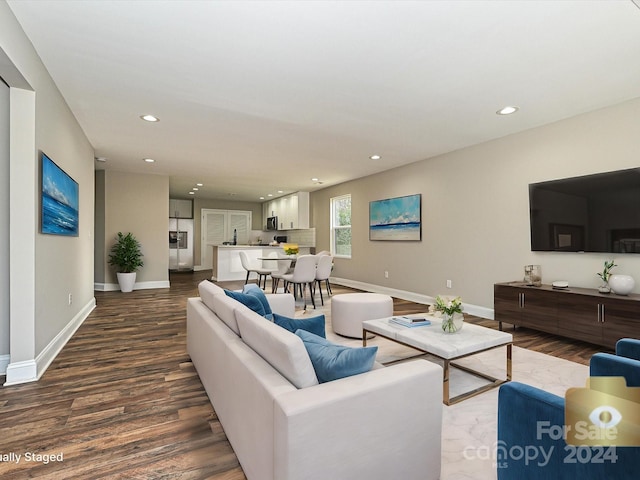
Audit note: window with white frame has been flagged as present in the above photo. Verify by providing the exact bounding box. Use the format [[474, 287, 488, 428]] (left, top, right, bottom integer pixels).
[[330, 194, 351, 258]]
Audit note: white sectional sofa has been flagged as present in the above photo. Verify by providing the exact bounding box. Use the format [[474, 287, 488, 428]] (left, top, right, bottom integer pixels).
[[187, 280, 443, 480]]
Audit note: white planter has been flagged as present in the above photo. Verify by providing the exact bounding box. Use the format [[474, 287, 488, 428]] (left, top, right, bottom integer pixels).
[[116, 272, 137, 293], [608, 274, 635, 296]]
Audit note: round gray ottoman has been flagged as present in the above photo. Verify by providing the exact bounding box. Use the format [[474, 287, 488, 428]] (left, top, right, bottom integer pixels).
[[331, 293, 394, 339]]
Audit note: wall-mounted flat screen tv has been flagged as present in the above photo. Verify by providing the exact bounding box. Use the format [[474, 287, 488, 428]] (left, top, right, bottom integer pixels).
[[529, 168, 640, 253], [40, 152, 79, 236]]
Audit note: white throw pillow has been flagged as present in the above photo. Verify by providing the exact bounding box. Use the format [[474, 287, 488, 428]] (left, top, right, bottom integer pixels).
[[211, 293, 242, 335], [235, 308, 319, 389], [198, 279, 224, 311]]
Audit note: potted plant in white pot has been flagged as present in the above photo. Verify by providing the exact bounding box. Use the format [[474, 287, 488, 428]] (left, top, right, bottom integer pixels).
[[108, 232, 144, 292]]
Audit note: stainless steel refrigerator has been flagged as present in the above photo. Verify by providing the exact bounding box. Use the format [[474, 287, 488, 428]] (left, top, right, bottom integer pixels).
[[169, 218, 194, 271]]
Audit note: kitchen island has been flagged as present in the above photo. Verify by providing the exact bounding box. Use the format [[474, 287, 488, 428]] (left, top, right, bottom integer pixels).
[[210, 245, 311, 282]]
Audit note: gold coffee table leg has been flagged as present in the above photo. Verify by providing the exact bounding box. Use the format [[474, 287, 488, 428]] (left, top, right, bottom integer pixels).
[[443, 359, 450, 405]]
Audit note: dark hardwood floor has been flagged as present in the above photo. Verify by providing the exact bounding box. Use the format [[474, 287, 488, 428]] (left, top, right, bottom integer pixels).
[[0, 271, 610, 478]]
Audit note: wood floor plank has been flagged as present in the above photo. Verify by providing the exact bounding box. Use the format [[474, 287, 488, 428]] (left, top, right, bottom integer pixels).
[[0, 270, 609, 478]]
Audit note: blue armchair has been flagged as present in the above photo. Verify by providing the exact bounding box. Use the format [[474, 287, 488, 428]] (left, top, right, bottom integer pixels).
[[497, 339, 640, 479], [590, 338, 640, 387]]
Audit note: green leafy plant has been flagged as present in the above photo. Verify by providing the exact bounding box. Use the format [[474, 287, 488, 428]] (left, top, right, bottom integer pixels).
[[108, 232, 144, 273], [597, 260, 617, 282], [434, 295, 463, 316], [433, 295, 464, 333]]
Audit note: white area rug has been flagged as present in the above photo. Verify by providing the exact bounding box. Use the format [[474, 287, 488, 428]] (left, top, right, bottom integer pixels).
[[294, 298, 589, 480]]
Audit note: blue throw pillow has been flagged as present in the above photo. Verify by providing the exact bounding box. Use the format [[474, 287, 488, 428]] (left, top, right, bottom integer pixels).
[[295, 330, 378, 383], [273, 313, 326, 338], [242, 283, 273, 319], [224, 289, 266, 317]]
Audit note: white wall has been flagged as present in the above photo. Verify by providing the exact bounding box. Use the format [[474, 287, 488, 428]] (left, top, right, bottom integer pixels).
[[311, 97, 640, 312], [0, 77, 9, 366], [1, 2, 95, 383]]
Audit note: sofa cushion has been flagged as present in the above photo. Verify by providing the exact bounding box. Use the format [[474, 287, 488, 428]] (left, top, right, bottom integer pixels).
[[242, 284, 273, 319], [235, 308, 319, 389], [211, 293, 242, 335], [225, 289, 267, 317], [198, 279, 224, 311], [295, 330, 378, 383], [273, 313, 326, 338]]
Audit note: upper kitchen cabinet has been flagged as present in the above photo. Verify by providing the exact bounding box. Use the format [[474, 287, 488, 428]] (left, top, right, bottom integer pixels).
[[264, 192, 309, 230], [169, 198, 193, 218]]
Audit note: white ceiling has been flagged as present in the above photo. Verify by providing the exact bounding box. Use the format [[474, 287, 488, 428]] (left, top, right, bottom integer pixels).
[[7, 0, 640, 202]]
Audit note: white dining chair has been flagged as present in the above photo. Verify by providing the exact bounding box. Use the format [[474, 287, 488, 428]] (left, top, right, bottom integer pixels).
[[270, 257, 293, 293], [282, 254, 317, 310], [239, 251, 275, 289], [313, 254, 333, 305]]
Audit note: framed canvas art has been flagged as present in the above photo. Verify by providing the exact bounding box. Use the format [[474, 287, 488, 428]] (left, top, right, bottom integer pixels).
[[40, 152, 79, 236], [369, 194, 421, 241]]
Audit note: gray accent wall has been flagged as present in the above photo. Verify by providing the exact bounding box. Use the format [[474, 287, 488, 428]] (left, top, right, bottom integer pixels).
[[1, 2, 95, 383], [95, 170, 169, 288], [310, 97, 640, 310]]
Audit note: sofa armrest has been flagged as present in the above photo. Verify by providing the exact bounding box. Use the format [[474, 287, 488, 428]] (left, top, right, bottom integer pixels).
[[273, 360, 442, 480], [590, 352, 640, 387], [497, 382, 637, 479], [266, 293, 295, 317], [616, 338, 640, 362]]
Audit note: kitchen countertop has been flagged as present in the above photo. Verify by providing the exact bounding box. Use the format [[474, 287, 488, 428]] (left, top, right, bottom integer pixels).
[[214, 244, 313, 248]]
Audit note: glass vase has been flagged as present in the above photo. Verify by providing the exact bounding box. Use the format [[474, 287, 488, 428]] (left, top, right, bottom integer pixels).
[[441, 313, 464, 333]]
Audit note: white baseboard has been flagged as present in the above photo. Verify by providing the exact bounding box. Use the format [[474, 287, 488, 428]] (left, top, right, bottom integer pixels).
[[330, 277, 495, 320], [94, 280, 171, 291], [4, 297, 96, 386]]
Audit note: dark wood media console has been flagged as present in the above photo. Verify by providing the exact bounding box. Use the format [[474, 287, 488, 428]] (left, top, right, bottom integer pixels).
[[494, 282, 640, 349]]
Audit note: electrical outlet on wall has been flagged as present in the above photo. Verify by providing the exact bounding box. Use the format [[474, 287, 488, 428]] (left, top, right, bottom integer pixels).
[[384, 271, 389, 279], [68, 293, 73, 305], [446, 280, 452, 289]]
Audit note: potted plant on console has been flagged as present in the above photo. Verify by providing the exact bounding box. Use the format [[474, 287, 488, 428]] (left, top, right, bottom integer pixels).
[[596, 259, 617, 294], [108, 232, 144, 293]]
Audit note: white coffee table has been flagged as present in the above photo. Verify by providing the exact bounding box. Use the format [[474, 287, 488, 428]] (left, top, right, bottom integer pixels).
[[362, 314, 513, 405]]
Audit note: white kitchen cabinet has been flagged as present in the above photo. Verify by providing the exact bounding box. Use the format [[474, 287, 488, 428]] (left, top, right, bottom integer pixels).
[[169, 198, 193, 218], [264, 192, 309, 230]]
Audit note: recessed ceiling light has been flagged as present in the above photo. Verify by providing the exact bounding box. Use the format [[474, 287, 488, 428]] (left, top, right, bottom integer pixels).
[[140, 114, 159, 122], [95, 156, 107, 162], [188, 191, 195, 195], [196, 183, 203, 187], [277, 190, 283, 193], [259, 196, 265, 200], [192, 187, 199, 191], [496, 106, 519, 115], [311, 178, 319, 182], [143, 158, 155, 163], [370, 154, 381, 160], [267, 194, 273, 197]]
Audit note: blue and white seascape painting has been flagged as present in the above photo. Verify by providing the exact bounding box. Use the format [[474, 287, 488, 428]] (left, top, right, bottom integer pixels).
[[41, 153, 79, 236], [369, 194, 421, 241]]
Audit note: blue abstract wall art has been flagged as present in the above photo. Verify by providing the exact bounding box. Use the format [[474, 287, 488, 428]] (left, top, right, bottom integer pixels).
[[41, 152, 79, 236], [369, 194, 421, 241]]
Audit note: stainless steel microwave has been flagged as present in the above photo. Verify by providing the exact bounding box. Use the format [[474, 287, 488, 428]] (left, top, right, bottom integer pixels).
[[266, 216, 278, 231]]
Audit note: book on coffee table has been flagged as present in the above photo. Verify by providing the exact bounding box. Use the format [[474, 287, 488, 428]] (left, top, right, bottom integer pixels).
[[389, 316, 431, 328]]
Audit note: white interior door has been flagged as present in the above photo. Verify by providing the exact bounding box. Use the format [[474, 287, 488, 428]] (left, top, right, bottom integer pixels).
[[201, 210, 226, 269], [201, 209, 252, 269]]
